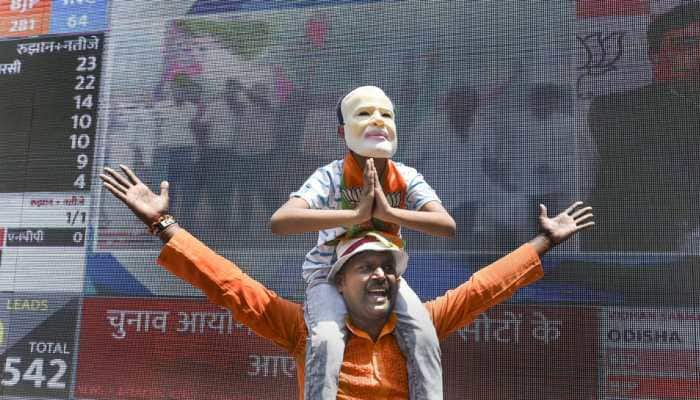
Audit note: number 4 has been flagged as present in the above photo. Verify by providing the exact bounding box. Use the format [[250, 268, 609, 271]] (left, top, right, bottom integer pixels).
[[73, 174, 86, 190], [23, 358, 46, 388]]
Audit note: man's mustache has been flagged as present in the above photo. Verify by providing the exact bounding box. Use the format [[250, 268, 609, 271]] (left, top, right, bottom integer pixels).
[[366, 281, 390, 291]]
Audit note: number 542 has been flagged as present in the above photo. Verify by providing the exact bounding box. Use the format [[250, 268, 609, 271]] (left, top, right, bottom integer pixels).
[[1, 357, 67, 389]]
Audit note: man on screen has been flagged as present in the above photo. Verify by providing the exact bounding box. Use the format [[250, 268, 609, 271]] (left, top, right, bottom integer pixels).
[[99, 165, 593, 399], [585, 1, 700, 251]]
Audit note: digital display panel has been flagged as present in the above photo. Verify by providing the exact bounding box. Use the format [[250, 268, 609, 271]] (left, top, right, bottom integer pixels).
[[0, 1, 699, 399]]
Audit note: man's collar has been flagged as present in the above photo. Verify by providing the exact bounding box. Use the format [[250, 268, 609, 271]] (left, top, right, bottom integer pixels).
[[346, 313, 397, 342]]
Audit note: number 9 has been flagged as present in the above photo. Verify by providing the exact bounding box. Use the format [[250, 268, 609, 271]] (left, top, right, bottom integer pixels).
[[77, 154, 88, 170]]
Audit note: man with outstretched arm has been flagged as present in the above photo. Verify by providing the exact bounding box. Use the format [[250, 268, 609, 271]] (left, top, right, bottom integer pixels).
[[99, 165, 594, 400]]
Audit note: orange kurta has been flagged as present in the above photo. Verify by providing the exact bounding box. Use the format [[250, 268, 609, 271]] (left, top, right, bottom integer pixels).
[[158, 230, 543, 399]]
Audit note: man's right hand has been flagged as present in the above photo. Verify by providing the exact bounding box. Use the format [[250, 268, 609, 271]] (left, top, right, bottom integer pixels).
[[100, 165, 170, 227], [528, 201, 594, 256], [354, 158, 375, 223]]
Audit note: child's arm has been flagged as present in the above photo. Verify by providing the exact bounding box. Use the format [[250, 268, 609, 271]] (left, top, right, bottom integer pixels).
[[270, 159, 376, 235], [374, 191, 456, 237], [270, 197, 369, 234], [375, 197, 456, 237], [371, 162, 457, 237]]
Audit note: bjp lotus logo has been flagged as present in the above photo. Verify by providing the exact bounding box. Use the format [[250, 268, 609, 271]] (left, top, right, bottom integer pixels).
[[576, 31, 626, 98]]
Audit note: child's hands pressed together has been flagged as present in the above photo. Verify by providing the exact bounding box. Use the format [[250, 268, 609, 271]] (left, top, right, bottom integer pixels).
[[368, 159, 393, 223], [354, 158, 376, 223]]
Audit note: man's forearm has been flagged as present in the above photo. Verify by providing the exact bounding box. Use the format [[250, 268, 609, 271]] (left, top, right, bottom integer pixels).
[[528, 233, 554, 256], [159, 223, 182, 243], [381, 207, 456, 237], [270, 207, 363, 235]]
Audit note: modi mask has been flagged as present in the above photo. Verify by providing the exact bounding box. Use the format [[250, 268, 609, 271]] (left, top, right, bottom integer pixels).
[[340, 86, 398, 158]]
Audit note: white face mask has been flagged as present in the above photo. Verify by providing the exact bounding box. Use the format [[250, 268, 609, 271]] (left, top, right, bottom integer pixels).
[[340, 86, 397, 158]]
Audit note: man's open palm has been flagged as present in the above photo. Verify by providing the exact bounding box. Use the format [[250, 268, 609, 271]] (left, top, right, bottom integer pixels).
[[539, 201, 594, 245], [100, 165, 169, 226]]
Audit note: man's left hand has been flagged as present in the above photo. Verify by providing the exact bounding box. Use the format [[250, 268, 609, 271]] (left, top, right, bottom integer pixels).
[[539, 201, 594, 245]]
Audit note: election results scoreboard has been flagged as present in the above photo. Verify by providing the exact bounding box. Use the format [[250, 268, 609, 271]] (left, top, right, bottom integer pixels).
[[0, 0, 106, 294], [0, 1, 106, 398]]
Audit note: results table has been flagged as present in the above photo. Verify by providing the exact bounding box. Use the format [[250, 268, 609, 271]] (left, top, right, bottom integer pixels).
[[0, 2, 107, 398], [0, 32, 104, 291], [0, 33, 103, 193]]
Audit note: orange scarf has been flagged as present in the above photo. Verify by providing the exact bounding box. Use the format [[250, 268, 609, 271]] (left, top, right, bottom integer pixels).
[[337, 153, 407, 242]]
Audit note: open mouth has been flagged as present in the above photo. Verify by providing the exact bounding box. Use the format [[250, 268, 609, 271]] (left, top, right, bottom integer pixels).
[[367, 287, 389, 302]]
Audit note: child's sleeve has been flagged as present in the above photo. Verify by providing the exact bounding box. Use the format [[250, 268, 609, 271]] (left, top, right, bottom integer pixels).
[[403, 166, 442, 211], [289, 164, 335, 210]]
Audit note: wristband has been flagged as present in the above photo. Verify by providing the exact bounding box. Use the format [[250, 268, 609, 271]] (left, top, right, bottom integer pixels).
[[149, 214, 177, 235]]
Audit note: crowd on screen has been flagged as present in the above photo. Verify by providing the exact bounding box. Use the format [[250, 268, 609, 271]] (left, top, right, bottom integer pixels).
[[104, 3, 700, 253]]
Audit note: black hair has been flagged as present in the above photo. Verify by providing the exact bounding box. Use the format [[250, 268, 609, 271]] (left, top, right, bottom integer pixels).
[[336, 95, 345, 125], [648, 2, 700, 55]]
